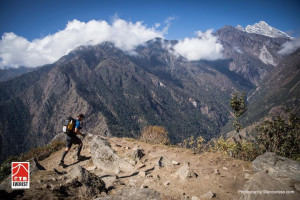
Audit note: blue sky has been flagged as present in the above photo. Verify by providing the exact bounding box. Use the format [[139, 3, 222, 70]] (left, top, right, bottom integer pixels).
[[1, 0, 299, 40], [0, 0, 299, 68]]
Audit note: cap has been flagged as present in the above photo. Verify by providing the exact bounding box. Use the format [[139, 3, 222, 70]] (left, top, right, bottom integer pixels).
[[78, 113, 85, 118]]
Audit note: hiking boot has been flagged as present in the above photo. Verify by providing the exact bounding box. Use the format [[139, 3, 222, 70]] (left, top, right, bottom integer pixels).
[[58, 160, 66, 167]]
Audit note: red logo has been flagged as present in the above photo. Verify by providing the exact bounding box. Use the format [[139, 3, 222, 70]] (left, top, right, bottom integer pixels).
[[11, 162, 30, 189]]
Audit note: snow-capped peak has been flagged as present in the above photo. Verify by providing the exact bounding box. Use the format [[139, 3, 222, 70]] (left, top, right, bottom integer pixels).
[[236, 21, 291, 38]]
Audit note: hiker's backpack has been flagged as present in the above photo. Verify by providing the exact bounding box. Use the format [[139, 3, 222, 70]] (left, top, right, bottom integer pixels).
[[63, 117, 76, 134]]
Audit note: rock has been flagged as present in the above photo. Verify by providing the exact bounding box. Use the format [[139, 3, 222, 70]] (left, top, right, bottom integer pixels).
[[174, 162, 198, 180], [136, 163, 146, 169], [244, 173, 252, 180], [131, 148, 145, 161], [139, 171, 146, 177], [153, 174, 161, 180], [200, 191, 216, 199], [42, 184, 49, 189], [191, 196, 199, 200], [172, 161, 179, 165], [252, 152, 300, 181], [140, 184, 148, 188], [89, 136, 134, 174], [222, 167, 228, 170], [164, 180, 170, 186], [28, 158, 46, 175], [156, 157, 173, 168], [86, 166, 97, 171], [101, 175, 119, 189], [240, 171, 300, 200], [94, 187, 162, 200], [213, 169, 220, 175], [75, 166, 106, 197]]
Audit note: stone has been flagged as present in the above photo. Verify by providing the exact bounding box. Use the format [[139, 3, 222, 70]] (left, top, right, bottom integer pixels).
[[89, 136, 134, 174], [94, 187, 162, 200], [174, 162, 198, 180], [75, 166, 106, 197], [240, 171, 300, 200], [28, 158, 46, 175], [42, 184, 49, 189], [139, 171, 146, 177], [244, 173, 252, 180], [200, 191, 215, 199], [131, 148, 145, 161], [153, 174, 161, 180], [191, 196, 199, 200], [172, 161, 179, 165], [164, 180, 170, 186], [86, 166, 96, 171], [101, 175, 119, 189], [140, 184, 148, 188], [156, 157, 173, 168], [213, 169, 220, 175], [136, 163, 146, 169], [222, 167, 228, 170], [252, 152, 300, 181]]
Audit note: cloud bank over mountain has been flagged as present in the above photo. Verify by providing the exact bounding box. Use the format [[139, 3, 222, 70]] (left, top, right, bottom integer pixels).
[[278, 37, 300, 55], [173, 30, 224, 61], [0, 19, 163, 68], [0, 18, 225, 68]]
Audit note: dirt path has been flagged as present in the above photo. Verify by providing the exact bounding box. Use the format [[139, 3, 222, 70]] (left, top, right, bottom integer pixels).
[[35, 137, 253, 200]]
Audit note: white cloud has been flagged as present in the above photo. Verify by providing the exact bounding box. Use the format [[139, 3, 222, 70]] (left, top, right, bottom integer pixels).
[[0, 18, 164, 68], [173, 29, 224, 61], [278, 38, 300, 55]]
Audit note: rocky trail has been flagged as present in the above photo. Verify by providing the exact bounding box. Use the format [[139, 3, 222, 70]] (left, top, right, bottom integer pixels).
[[1, 134, 299, 200]]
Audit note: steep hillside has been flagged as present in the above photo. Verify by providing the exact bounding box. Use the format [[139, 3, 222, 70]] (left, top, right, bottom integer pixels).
[[0, 66, 35, 82], [216, 26, 288, 86], [243, 48, 300, 125], [0, 41, 245, 162]]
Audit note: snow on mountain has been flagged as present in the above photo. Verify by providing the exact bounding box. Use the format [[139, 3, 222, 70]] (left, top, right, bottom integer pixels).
[[236, 21, 291, 38]]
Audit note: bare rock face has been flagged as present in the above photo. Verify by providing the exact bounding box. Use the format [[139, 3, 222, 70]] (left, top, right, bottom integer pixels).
[[252, 152, 300, 181], [76, 166, 106, 197], [94, 187, 162, 200], [89, 136, 134, 174], [239, 171, 300, 200], [240, 152, 300, 200]]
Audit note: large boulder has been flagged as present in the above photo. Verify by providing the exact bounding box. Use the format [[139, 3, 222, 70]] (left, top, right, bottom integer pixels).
[[239, 171, 300, 200], [76, 166, 106, 197], [252, 152, 300, 181], [89, 136, 134, 174], [94, 187, 162, 200]]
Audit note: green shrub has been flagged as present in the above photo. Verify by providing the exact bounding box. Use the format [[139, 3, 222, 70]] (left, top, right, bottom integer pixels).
[[256, 113, 300, 160], [139, 126, 170, 145], [210, 137, 260, 161], [181, 135, 206, 153]]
